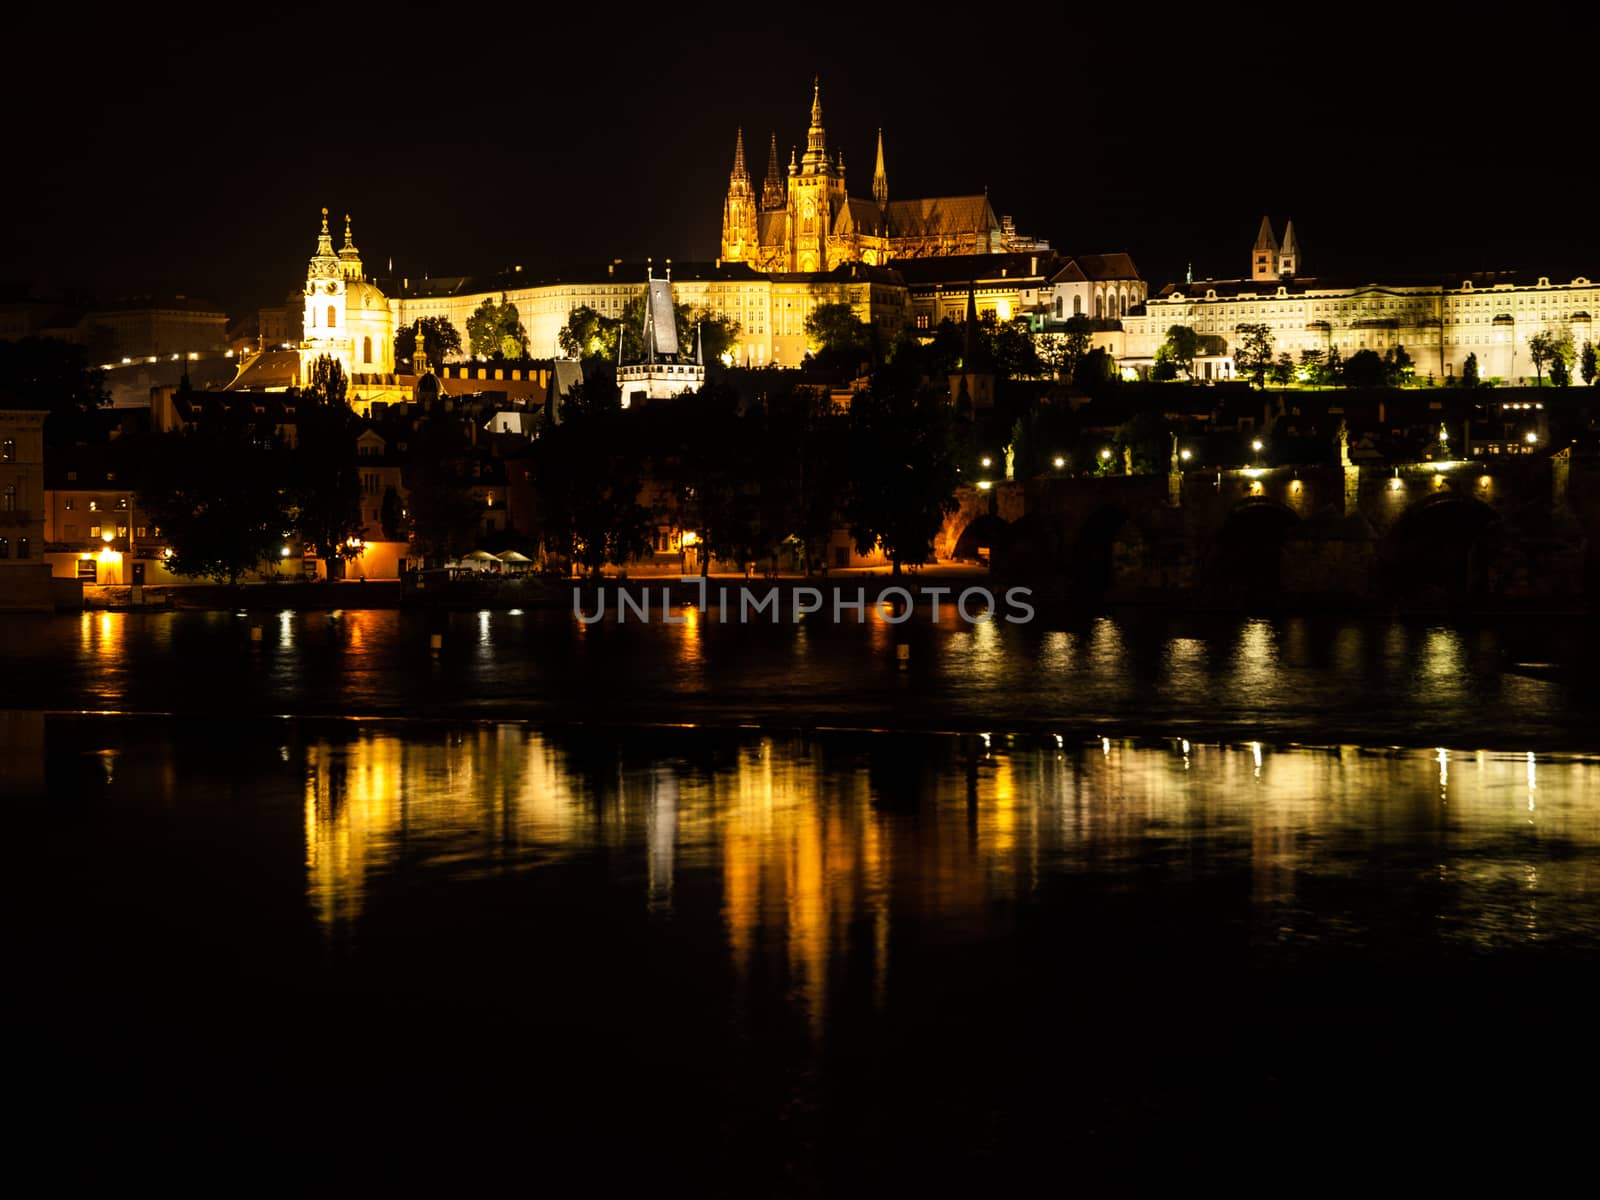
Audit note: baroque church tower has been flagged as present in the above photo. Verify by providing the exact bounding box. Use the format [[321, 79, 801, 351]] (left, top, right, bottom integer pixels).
[[720, 128, 759, 264], [300, 208, 395, 392]]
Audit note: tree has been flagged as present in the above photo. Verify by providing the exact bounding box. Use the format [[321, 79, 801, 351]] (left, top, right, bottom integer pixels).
[[531, 381, 653, 576], [1528, 331, 1554, 386], [1582, 342, 1597, 387], [1551, 351, 1571, 387], [805, 303, 875, 372], [1461, 352, 1480, 389], [1054, 315, 1094, 382], [1150, 346, 1179, 382], [1233, 323, 1274, 388], [843, 380, 960, 574], [558, 305, 620, 362], [465, 295, 528, 359], [138, 400, 292, 585], [1162, 325, 1201, 378], [290, 356, 365, 576], [1343, 349, 1387, 388], [394, 316, 462, 370], [1548, 331, 1575, 388], [1269, 352, 1296, 388], [403, 411, 484, 564], [1323, 345, 1345, 387], [686, 308, 743, 367], [1384, 344, 1414, 386], [1299, 347, 1325, 387], [0, 336, 111, 447], [1075, 347, 1117, 393], [1113, 409, 1173, 474], [980, 313, 1045, 380]]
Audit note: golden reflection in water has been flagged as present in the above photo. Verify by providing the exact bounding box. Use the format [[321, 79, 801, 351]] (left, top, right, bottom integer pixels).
[[303, 726, 582, 929], [1230, 619, 1275, 697], [79, 611, 126, 707], [715, 739, 894, 1036], [673, 600, 703, 671], [299, 728, 1600, 1024]]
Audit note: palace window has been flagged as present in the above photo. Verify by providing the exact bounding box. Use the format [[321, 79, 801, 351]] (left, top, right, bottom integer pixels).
[[1, 439, 12, 462], [328, 305, 337, 328], [363, 336, 372, 364], [0, 538, 8, 558], [65, 498, 75, 511], [2, 485, 13, 511], [17, 538, 29, 558], [90, 524, 101, 538]]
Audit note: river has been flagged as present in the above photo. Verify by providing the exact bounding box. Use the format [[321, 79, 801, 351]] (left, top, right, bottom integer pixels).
[[6, 608, 1599, 1191]]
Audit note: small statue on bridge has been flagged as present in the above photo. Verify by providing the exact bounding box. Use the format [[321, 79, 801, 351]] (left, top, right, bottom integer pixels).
[[1004, 444, 1015, 481], [1338, 420, 1352, 468]]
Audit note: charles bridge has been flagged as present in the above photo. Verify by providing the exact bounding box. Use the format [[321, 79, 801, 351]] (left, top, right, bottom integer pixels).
[[943, 449, 1599, 609]]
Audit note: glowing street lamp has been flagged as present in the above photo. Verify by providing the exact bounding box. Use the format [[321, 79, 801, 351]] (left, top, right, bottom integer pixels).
[[1179, 448, 1193, 462], [1099, 448, 1112, 461], [1250, 439, 1263, 453], [1052, 456, 1066, 469], [1525, 431, 1538, 445], [981, 456, 992, 469]]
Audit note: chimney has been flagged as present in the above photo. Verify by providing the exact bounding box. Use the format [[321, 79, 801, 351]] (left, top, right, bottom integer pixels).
[[1030, 255, 1037, 275]]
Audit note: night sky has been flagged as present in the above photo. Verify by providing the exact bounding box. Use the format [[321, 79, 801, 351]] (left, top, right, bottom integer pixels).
[[6, 4, 1594, 316]]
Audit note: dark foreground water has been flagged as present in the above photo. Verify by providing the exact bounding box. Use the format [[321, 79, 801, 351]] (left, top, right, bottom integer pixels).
[[7, 611, 1600, 1191]]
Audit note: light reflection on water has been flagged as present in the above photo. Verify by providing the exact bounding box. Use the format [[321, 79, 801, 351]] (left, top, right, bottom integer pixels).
[[20, 608, 1599, 747], [15, 712, 1600, 1188], [286, 724, 1600, 1016]]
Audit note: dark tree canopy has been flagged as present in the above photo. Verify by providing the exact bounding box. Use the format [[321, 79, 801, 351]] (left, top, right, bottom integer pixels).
[[465, 295, 529, 359], [395, 317, 462, 369]]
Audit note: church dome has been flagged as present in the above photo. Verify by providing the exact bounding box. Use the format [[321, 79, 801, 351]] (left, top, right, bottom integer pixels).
[[345, 279, 389, 312]]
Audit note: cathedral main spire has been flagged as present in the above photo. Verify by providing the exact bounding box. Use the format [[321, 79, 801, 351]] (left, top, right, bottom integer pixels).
[[731, 127, 749, 182], [872, 128, 888, 210], [761, 131, 784, 210], [802, 75, 828, 172]]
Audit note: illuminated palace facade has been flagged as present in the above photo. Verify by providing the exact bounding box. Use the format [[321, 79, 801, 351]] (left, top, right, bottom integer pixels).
[[720, 79, 1014, 273], [1121, 218, 1596, 382]]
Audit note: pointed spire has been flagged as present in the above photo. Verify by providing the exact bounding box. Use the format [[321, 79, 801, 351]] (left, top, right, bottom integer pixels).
[[309, 206, 338, 278], [340, 213, 360, 257], [338, 212, 363, 279], [1280, 218, 1301, 275], [1253, 215, 1279, 251], [731, 127, 749, 181], [803, 75, 827, 170], [314, 207, 334, 258], [762, 131, 785, 210], [872, 128, 888, 210]]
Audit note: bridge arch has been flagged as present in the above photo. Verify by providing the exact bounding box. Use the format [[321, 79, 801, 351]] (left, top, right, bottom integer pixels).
[[1384, 492, 1500, 609], [1211, 499, 1301, 606]]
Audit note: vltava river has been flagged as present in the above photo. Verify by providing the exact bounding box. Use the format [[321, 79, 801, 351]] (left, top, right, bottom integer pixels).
[[9, 703, 1599, 1191]]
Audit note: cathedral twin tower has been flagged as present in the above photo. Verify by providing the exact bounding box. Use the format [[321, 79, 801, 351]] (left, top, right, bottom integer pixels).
[[721, 79, 1000, 274]]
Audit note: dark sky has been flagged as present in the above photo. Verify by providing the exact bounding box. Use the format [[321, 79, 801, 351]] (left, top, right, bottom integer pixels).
[[5, 3, 1594, 317]]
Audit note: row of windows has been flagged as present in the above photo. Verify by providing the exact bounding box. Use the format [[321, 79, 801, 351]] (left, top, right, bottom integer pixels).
[[0, 537, 28, 558], [61, 496, 128, 512]]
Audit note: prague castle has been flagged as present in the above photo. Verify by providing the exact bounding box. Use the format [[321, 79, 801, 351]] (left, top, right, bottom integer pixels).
[[720, 79, 1011, 272]]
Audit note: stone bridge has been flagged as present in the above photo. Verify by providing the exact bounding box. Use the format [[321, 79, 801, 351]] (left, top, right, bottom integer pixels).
[[942, 453, 1599, 609]]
